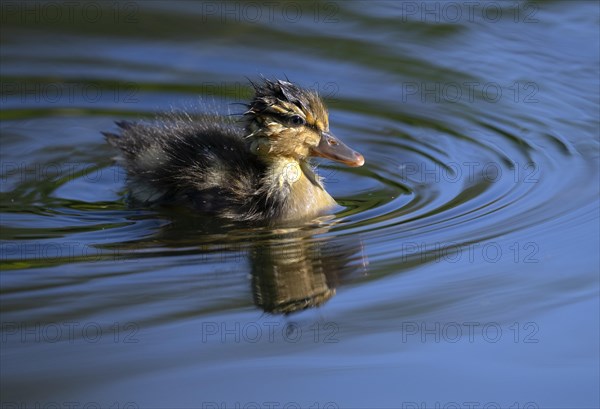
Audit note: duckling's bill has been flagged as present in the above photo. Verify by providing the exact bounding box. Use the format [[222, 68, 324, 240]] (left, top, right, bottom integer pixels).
[[311, 132, 365, 167]]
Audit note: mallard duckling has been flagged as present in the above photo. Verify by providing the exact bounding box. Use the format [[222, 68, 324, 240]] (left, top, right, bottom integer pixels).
[[103, 78, 364, 223]]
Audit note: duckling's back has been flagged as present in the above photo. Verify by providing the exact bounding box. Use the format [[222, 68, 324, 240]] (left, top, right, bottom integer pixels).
[[104, 115, 276, 221]]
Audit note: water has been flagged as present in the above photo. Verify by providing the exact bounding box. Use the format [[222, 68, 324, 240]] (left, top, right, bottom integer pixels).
[[1, 1, 599, 407]]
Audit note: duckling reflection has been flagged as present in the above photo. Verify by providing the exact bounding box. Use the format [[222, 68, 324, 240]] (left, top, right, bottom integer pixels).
[[108, 211, 367, 315], [250, 229, 365, 314]]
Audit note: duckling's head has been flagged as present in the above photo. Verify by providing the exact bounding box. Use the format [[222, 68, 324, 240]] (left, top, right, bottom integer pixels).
[[243, 79, 364, 167]]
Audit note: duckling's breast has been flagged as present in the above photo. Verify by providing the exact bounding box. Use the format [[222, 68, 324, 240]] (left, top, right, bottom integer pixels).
[[270, 160, 337, 221]]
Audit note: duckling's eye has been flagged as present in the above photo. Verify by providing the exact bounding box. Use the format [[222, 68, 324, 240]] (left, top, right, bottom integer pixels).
[[289, 115, 305, 126]]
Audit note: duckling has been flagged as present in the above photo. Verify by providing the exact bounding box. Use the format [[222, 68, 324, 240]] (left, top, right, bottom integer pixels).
[[103, 78, 364, 223]]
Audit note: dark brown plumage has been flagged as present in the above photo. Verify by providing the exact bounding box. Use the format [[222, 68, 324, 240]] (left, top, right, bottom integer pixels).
[[103, 79, 364, 224]]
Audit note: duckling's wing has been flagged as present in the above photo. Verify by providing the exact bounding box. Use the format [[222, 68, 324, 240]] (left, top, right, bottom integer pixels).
[[104, 116, 269, 219]]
